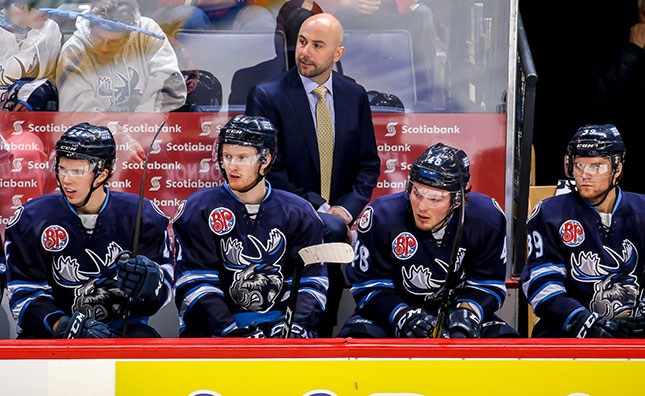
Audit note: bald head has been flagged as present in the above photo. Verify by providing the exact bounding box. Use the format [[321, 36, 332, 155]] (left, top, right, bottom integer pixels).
[[295, 13, 345, 84]]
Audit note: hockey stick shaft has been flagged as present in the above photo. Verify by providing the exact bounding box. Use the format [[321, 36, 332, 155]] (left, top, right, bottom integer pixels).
[[121, 120, 166, 337], [284, 242, 354, 338]]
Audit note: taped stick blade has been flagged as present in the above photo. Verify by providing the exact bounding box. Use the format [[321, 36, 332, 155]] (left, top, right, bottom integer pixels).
[[298, 242, 354, 266]]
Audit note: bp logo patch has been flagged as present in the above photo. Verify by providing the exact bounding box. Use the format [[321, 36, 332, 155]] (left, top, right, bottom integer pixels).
[[357, 206, 374, 233], [560, 220, 585, 247], [392, 232, 418, 260], [41, 225, 69, 252], [209, 207, 236, 235]]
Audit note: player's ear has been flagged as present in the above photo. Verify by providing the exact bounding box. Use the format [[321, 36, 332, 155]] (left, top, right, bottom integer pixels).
[[260, 153, 272, 175], [614, 162, 623, 183], [94, 169, 110, 187]]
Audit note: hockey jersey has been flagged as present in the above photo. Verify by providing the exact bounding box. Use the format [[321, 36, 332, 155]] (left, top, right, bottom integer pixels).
[[521, 189, 645, 331], [173, 182, 327, 336], [56, 16, 186, 112], [347, 192, 507, 330], [0, 18, 61, 86], [4, 189, 172, 338]]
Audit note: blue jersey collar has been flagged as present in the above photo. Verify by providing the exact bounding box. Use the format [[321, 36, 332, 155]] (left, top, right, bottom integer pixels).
[[223, 180, 272, 204]]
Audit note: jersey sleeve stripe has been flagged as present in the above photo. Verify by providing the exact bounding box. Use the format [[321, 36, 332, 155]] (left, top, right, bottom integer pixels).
[[300, 287, 327, 310], [466, 279, 507, 297], [529, 282, 567, 309], [356, 290, 381, 309], [175, 271, 220, 288], [463, 285, 503, 308], [522, 263, 567, 296], [178, 285, 224, 318], [300, 276, 330, 290]]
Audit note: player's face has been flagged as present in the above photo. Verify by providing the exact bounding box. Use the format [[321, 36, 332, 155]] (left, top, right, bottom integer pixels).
[[221, 144, 267, 191], [91, 27, 130, 59], [295, 18, 345, 84], [409, 182, 453, 231], [572, 156, 619, 203], [57, 157, 100, 206]]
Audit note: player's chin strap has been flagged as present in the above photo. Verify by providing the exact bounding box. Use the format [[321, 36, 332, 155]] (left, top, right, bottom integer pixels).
[[56, 164, 105, 212], [570, 168, 619, 209], [237, 163, 266, 193]]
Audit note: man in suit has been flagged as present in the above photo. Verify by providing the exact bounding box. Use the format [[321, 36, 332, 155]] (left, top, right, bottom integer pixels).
[[245, 12, 380, 337]]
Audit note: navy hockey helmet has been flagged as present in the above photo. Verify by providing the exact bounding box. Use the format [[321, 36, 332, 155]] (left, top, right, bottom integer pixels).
[[216, 115, 277, 189], [0, 79, 58, 112], [565, 124, 625, 181], [407, 143, 471, 206], [55, 122, 116, 179]]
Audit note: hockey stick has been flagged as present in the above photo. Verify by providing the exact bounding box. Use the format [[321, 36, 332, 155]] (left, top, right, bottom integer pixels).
[[119, 120, 166, 337], [432, 155, 467, 338], [283, 242, 354, 338]]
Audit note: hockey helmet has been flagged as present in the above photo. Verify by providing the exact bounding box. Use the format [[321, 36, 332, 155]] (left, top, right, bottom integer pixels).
[[565, 124, 625, 180], [407, 143, 470, 207], [216, 115, 277, 174], [55, 122, 116, 179], [0, 79, 58, 112]]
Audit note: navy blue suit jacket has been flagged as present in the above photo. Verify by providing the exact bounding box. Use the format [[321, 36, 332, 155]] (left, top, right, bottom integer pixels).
[[245, 67, 380, 220]]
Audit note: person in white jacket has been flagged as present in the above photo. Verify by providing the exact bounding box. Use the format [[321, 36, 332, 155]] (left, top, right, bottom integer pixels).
[[56, 0, 187, 112], [0, 0, 62, 110]]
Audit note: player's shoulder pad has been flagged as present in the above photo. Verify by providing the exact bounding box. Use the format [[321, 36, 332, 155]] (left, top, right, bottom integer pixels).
[[7, 193, 60, 229], [172, 187, 222, 226], [358, 192, 407, 234], [464, 192, 506, 229]]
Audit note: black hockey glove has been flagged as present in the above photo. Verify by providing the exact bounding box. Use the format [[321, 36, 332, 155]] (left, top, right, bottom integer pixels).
[[268, 315, 309, 338], [614, 314, 645, 338], [564, 309, 619, 338], [447, 307, 481, 338], [117, 254, 163, 301], [221, 324, 266, 338], [393, 307, 444, 338], [54, 312, 115, 339]]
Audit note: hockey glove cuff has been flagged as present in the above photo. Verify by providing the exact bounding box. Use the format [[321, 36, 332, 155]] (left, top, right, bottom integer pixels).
[[221, 323, 266, 338], [117, 254, 163, 301], [54, 312, 114, 339], [269, 315, 310, 338], [447, 307, 482, 338], [565, 309, 618, 338], [393, 307, 441, 338]]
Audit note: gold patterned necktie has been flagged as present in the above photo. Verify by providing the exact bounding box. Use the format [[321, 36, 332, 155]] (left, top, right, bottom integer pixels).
[[313, 86, 333, 203]]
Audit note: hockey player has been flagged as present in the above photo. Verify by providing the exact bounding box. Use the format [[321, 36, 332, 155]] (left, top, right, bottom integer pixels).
[[173, 115, 327, 338], [522, 124, 645, 338], [338, 143, 518, 338], [4, 123, 173, 339]]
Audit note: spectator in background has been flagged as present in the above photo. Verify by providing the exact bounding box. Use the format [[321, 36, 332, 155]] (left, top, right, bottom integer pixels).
[[246, 13, 380, 336], [0, 0, 62, 111], [315, 0, 437, 110], [585, 0, 645, 194], [56, 0, 187, 112]]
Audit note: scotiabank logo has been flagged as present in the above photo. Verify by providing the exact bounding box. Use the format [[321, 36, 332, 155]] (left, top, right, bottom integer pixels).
[[11, 157, 23, 172], [151, 139, 163, 154], [199, 158, 211, 173], [385, 121, 398, 137], [200, 121, 213, 136], [107, 121, 119, 135], [11, 194, 23, 210], [384, 159, 397, 174], [12, 120, 24, 135], [149, 176, 162, 192]]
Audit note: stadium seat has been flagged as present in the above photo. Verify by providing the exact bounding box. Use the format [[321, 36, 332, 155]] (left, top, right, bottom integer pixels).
[[175, 30, 288, 112]]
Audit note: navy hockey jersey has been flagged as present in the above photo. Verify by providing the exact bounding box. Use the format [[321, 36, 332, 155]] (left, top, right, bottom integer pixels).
[[4, 189, 173, 338], [521, 189, 645, 331], [173, 182, 327, 336], [347, 192, 507, 330]]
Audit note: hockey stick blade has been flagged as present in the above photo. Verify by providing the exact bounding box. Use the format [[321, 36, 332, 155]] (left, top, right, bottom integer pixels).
[[298, 243, 354, 266]]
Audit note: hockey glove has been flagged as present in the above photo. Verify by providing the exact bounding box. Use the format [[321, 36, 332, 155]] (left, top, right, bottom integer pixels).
[[117, 254, 163, 301], [614, 314, 645, 338], [393, 307, 442, 338], [221, 323, 266, 338], [447, 307, 482, 338], [564, 309, 619, 338], [54, 312, 115, 339], [269, 315, 309, 338]]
